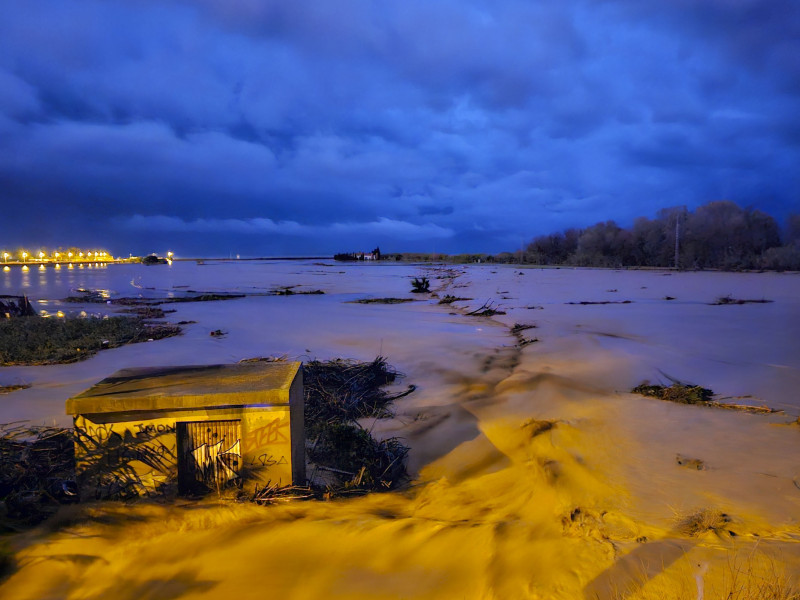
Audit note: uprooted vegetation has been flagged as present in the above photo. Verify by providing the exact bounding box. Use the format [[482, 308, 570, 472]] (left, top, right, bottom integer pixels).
[[466, 300, 507, 316], [302, 357, 415, 495], [632, 383, 714, 405], [0, 423, 77, 528], [0, 314, 181, 365], [410, 277, 430, 293], [632, 382, 782, 414]]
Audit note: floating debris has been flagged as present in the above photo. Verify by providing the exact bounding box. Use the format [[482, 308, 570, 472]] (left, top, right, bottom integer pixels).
[[710, 296, 774, 305], [351, 298, 416, 304], [567, 300, 632, 305], [437, 295, 473, 304], [676, 454, 706, 470]]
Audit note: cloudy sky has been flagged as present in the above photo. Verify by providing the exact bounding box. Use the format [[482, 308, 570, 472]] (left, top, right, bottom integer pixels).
[[0, 1, 798, 257]]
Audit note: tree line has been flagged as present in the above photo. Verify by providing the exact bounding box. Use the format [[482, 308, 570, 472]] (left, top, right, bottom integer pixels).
[[495, 201, 800, 270]]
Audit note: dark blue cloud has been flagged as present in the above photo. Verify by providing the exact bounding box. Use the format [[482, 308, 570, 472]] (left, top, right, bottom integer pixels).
[[0, 0, 798, 256]]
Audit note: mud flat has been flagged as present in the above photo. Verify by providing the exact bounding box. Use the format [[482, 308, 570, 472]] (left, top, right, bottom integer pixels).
[[1, 262, 799, 598]]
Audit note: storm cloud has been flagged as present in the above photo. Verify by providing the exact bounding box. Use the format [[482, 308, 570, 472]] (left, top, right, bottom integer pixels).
[[0, 0, 797, 255]]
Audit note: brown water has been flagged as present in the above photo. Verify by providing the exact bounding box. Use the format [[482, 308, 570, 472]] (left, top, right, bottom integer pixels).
[[2, 262, 799, 599]]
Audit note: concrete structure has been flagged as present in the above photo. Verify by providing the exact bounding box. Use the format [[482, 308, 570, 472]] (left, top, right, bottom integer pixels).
[[66, 361, 304, 499]]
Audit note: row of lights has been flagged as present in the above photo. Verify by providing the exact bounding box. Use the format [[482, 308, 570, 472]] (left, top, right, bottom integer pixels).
[[2, 263, 110, 272], [1, 250, 113, 262]]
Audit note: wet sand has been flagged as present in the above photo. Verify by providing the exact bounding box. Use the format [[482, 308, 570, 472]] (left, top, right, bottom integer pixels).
[[1, 262, 799, 598]]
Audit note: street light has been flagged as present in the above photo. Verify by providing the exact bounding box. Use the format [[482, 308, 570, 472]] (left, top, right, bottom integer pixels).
[[38, 251, 45, 261], [2, 252, 8, 263], [21, 251, 27, 261]]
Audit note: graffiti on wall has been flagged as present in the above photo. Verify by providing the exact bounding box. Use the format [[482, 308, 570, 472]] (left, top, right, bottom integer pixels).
[[248, 418, 289, 447], [73, 418, 177, 499], [190, 438, 241, 484]]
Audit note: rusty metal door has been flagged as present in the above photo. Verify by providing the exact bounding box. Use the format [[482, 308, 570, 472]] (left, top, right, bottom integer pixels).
[[177, 420, 242, 495]]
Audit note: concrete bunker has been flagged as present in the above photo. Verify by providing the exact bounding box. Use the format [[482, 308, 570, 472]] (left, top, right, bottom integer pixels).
[[66, 361, 304, 499]]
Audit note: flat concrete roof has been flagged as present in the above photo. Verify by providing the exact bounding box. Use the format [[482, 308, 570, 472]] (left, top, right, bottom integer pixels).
[[67, 361, 301, 415]]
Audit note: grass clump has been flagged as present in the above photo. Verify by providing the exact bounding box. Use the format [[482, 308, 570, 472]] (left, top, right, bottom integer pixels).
[[0, 316, 181, 365], [675, 508, 730, 537], [632, 383, 713, 405]]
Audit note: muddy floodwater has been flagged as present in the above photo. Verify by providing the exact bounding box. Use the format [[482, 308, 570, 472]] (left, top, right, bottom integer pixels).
[[2, 261, 799, 599]]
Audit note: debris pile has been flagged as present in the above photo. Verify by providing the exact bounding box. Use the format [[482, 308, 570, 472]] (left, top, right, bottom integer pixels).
[[303, 357, 413, 494], [0, 424, 76, 528]]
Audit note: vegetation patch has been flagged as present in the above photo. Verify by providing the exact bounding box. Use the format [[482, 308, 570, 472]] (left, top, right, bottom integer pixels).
[[0, 315, 181, 365], [0, 384, 31, 395], [710, 295, 774, 305], [633, 382, 783, 414], [438, 295, 473, 304], [63, 290, 246, 304], [567, 300, 633, 305], [271, 287, 325, 296], [632, 383, 714, 405], [675, 508, 731, 537], [350, 298, 416, 304]]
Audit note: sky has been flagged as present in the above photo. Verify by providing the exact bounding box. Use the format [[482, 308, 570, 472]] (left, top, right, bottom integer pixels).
[[0, 0, 798, 257]]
